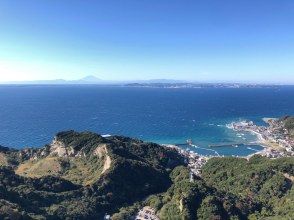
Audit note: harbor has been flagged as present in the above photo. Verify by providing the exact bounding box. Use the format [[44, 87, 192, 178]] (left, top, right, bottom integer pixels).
[[165, 117, 294, 183], [172, 134, 264, 158]]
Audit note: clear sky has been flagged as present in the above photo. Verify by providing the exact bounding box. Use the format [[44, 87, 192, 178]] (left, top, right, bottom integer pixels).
[[0, 0, 294, 83]]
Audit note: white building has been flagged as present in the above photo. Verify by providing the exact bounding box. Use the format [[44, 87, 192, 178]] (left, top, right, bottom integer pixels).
[[135, 206, 159, 220]]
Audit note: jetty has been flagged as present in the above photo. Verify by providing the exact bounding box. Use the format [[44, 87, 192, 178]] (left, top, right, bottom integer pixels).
[[208, 142, 259, 148]]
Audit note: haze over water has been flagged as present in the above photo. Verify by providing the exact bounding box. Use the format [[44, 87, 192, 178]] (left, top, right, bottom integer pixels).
[[1, 85, 294, 156]]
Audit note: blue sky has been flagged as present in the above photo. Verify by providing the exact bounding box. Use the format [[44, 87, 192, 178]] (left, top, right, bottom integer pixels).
[[0, 0, 294, 83]]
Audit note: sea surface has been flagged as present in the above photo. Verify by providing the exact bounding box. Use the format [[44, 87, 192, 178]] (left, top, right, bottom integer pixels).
[[1, 85, 294, 156]]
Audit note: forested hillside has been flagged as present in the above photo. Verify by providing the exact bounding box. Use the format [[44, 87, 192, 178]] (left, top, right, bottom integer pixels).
[[113, 155, 293, 220], [283, 116, 294, 137], [0, 131, 185, 219], [0, 131, 293, 219]]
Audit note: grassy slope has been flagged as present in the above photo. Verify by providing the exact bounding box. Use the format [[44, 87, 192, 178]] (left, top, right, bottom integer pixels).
[[16, 157, 63, 177], [0, 153, 8, 166], [15, 156, 106, 186]]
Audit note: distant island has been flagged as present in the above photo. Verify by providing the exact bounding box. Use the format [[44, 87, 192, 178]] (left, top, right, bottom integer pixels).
[[124, 82, 280, 89], [0, 117, 293, 219]]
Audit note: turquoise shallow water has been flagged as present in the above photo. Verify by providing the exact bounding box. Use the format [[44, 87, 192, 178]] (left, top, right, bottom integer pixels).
[[0, 85, 293, 156]]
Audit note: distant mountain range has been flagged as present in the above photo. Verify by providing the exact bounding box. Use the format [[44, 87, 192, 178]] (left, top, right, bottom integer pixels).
[[0, 75, 107, 85], [0, 75, 188, 85]]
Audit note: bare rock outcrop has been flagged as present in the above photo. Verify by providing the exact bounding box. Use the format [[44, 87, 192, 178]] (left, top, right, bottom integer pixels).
[[49, 139, 75, 157]]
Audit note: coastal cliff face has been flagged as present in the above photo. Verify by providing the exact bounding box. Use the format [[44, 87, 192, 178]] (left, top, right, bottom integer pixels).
[[0, 130, 293, 220]]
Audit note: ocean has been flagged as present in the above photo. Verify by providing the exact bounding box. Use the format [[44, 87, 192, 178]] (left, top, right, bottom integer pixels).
[[1, 85, 294, 156]]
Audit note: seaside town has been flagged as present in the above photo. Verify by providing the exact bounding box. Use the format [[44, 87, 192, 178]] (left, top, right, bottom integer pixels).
[[165, 144, 208, 179], [228, 118, 294, 158]]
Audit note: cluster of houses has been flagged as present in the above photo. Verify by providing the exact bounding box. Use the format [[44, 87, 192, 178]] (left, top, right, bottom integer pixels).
[[258, 148, 287, 158], [265, 119, 294, 154], [104, 206, 160, 220], [187, 152, 207, 180], [165, 144, 208, 179], [135, 206, 160, 220]]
